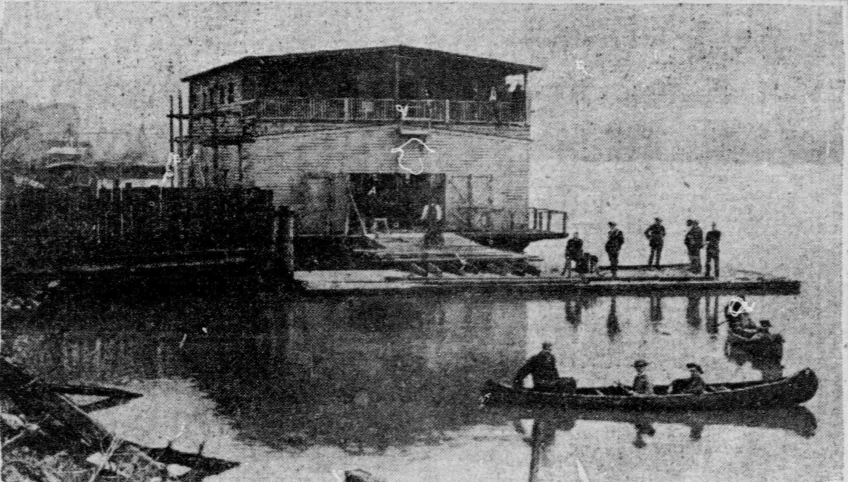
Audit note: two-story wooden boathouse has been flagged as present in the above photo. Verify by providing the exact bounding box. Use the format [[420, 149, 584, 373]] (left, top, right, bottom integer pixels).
[[171, 45, 566, 264]]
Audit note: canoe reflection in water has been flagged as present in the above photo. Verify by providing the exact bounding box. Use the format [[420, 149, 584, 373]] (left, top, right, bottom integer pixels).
[[498, 407, 816, 482]]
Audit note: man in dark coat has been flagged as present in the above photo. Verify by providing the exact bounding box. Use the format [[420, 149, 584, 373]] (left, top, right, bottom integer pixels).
[[605, 222, 625, 278], [644, 218, 666, 269], [684, 220, 704, 274], [513, 342, 571, 392], [562, 232, 584, 277], [705, 222, 721, 278], [420, 200, 444, 248]]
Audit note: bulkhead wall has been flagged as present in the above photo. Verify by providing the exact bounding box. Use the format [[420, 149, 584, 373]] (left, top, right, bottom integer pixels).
[[203, 125, 531, 235]]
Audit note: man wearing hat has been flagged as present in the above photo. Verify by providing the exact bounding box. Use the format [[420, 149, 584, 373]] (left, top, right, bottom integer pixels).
[[605, 222, 625, 278], [619, 359, 654, 396], [644, 218, 666, 269], [513, 342, 573, 393], [682, 363, 706, 394], [684, 220, 704, 274]]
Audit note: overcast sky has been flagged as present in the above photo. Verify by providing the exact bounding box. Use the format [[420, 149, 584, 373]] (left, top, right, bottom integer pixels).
[[2, 2, 843, 164]]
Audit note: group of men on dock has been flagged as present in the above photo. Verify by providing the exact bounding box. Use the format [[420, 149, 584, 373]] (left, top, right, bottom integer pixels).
[[562, 218, 721, 278]]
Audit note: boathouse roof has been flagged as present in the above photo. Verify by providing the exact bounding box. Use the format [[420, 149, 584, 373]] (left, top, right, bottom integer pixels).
[[181, 44, 542, 82]]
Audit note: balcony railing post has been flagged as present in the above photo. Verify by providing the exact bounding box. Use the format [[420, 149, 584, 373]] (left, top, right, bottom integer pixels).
[[562, 212, 568, 234], [344, 98, 350, 122], [546, 211, 552, 232], [445, 99, 450, 124]]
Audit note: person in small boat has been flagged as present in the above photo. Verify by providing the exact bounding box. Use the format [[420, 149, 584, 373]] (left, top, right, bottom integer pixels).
[[616, 359, 654, 396], [629, 359, 655, 395], [725, 296, 759, 338], [674, 363, 707, 395], [513, 342, 573, 392]]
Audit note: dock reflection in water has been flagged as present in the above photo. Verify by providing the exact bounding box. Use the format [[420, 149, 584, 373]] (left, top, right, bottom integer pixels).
[[0, 290, 826, 479]]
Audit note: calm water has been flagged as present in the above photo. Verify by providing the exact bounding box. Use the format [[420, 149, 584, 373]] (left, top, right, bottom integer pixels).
[[3, 161, 842, 481]]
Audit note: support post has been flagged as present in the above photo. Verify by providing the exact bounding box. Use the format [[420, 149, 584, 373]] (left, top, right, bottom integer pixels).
[[523, 71, 530, 126], [178, 91, 184, 159], [563, 212, 568, 234], [274, 206, 296, 285], [169, 95, 175, 153], [546, 211, 553, 232]]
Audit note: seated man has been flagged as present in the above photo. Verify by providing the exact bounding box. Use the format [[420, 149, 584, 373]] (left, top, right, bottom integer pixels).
[[620, 359, 654, 396], [671, 363, 707, 395], [513, 342, 574, 393]]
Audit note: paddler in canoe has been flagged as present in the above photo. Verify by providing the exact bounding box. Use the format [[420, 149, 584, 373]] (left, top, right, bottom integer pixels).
[[725, 296, 783, 343], [513, 342, 576, 393], [617, 359, 655, 396]]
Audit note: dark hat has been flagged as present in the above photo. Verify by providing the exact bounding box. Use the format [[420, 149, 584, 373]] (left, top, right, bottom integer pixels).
[[655, 217, 662, 223], [608, 221, 616, 227], [686, 363, 704, 374], [686, 219, 693, 226], [633, 359, 649, 368], [542, 341, 553, 350], [760, 320, 772, 328]]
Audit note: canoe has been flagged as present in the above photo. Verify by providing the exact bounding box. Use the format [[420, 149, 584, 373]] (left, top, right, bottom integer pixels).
[[480, 368, 818, 410]]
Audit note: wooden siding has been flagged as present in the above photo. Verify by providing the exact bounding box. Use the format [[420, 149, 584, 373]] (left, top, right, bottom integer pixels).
[[200, 125, 530, 234]]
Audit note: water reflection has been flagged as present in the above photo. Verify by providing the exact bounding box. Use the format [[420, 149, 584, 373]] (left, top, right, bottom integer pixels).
[[705, 295, 720, 337], [0, 289, 814, 458], [563, 296, 597, 327], [725, 341, 785, 381], [686, 295, 702, 330], [498, 405, 816, 482], [649, 294, 663, 324], [606, 297, 620, 341]]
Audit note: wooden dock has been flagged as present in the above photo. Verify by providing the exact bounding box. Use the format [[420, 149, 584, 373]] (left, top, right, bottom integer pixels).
[[294, 265, 800, 296]]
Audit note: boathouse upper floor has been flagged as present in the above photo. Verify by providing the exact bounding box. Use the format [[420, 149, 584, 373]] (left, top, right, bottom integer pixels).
[[179, 45, 541, 144]]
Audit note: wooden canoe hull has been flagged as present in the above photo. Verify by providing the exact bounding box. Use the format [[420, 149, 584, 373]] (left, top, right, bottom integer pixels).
[[481, 368, 818, 410]]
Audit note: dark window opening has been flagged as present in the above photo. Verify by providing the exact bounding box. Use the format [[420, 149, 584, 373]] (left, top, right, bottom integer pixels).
[[349, 173, 446, 231], [227, 83, 235, 103]]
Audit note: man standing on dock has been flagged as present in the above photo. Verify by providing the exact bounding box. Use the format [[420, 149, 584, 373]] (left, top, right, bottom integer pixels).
[[684, 219, 704, 274], [605, 222, 625, 278], [644, 218, 666, 269], [705, 222, 721, 278], [562, 232, 583, 277], [421, 200, 444, 248]]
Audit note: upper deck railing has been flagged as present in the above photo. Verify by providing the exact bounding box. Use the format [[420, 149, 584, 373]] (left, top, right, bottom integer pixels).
[[235, 97, 527, 125]]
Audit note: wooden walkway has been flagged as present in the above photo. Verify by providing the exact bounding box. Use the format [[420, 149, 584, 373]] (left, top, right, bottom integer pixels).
[[294, 265, 801, 296]]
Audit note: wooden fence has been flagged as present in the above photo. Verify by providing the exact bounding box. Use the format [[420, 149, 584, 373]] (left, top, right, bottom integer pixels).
[[2, 185, 275, 272]]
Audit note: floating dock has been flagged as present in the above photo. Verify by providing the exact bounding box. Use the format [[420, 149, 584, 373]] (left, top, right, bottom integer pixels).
[[294, 265, 800, 296]]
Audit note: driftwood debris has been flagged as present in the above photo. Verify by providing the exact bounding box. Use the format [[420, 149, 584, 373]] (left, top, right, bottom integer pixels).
[[1, 358, 239, 480]]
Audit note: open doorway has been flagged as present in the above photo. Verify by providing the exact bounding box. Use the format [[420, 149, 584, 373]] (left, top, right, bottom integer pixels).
[[349, 173, 446, 231]]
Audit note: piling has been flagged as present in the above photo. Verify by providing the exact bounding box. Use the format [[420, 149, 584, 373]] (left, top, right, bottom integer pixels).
[[274, 206, 296, 284]]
